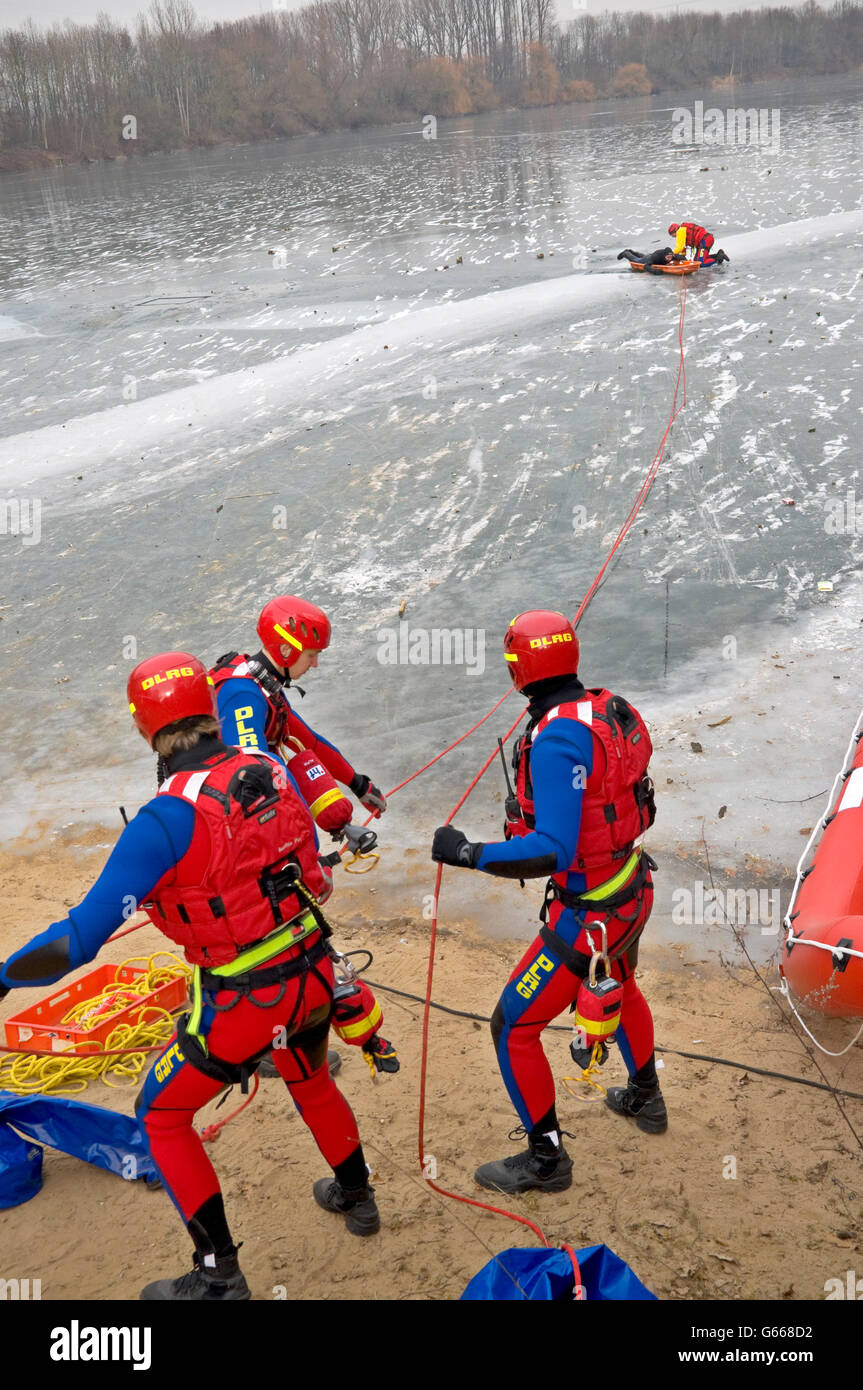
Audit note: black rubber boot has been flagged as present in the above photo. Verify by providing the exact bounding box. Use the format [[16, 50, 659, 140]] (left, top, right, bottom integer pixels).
[[605, 1079, 668, 1134], [474, 1133, 573, 1195], [313, 1178, 380, 1236], [140, 1248, 251, 1301], [714, 249, 730, 264], [258, 1049, 342, 1079]]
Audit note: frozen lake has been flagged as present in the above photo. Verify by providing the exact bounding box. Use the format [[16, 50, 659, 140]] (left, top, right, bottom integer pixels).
[[1, 73, 862, 960]]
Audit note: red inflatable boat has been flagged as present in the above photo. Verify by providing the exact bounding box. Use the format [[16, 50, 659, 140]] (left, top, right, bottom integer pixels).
[[782, 715, 863, 1018]]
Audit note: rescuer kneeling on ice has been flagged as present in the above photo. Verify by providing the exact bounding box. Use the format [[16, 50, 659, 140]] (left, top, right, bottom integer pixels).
[[0, 654, 380, 1299], [668, 222, 729, 265], [431, 611, 666, 1196]]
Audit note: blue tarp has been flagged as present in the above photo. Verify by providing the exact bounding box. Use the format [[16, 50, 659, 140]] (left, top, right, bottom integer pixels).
[[0, 1122, 43, 1209], [461, 1243, 656, 1301], [0, 1090, 158, 1208]]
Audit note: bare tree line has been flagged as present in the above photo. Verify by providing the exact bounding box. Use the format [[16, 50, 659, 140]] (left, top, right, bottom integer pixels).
[[0, 0, 860, 169]]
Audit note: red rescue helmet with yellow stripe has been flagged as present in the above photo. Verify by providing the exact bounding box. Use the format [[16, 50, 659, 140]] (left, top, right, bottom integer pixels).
[[257, 596, 331, 667], [504, 610, 580, 692], [127, 652, 217, 743]]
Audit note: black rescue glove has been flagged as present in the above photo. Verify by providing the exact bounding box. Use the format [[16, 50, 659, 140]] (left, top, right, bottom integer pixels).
[[431, 825, 483, 868], [362, 1034, 400, 1075], [340, 823, 378, 856], [350, 773, 387, 815], [0, 964, 9, 1002]]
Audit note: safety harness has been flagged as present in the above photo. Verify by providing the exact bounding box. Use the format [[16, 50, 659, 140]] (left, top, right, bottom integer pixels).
[[539, 850, 658, 978], [179, 892, 335, 1094]]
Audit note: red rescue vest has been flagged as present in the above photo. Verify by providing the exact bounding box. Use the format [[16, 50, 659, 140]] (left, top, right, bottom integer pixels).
[[145, 748, 328, 967], [210, 652, 289, 750], [681, 221, 707, 247], [515, 688, 655, 875]]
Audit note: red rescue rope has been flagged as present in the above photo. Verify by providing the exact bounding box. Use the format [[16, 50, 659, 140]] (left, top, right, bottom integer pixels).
[[200, 1072, 260, 1143], [417, 711, 551, 1247]]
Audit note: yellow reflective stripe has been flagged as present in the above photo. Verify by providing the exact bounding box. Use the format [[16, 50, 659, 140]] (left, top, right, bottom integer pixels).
[[574, 1009, 619, 1037], [309, 787, 345, 819], [274, 621, 302, 651], [187, 966, 206, 1052], [335, 1002, 383, 1040], [504, 653, 518, 662], [579, 849, 641, 904], [209, 911, 319, 978]]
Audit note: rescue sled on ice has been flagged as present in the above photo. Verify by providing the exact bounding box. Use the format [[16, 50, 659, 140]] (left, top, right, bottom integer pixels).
[[781, 711, 863, 1017], [629, 260, 699, 275]]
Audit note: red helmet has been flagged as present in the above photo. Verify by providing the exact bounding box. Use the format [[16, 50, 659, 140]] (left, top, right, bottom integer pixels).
[[668, 223, 679, 235], [503, 611, 580, 692], [257, 595, 331, 665], [702, 232, 714, 249], [127, 652, 216, 743]]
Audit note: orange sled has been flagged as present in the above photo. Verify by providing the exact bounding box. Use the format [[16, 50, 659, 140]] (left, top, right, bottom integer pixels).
[[781, 718, 863, 1017], [629, 261, 699, 275]]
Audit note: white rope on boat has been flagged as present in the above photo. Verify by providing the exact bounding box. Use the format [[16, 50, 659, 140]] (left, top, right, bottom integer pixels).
[[778, 706, 863, 1056], [783, 936, 863, 962], [782, 704, 863, 935], [772, 976, 863, 1057]]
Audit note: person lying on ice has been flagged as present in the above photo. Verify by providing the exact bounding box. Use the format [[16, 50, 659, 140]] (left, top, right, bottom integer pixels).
[[617, 247, 676, 271], [668, 222, 729, 265], [211, 596, 397, 1078], [431, 611, 667, 1196], [0, 654, 382, 1299]]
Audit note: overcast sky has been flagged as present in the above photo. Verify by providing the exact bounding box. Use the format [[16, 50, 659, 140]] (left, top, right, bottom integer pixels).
[[0, 0, 810, 30]]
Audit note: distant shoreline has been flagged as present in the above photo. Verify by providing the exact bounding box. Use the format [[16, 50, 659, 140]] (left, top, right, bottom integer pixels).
[[1, 68, 859, 177]]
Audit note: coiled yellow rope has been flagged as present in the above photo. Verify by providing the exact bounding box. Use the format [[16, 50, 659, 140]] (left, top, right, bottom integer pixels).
[[0, 953, 190, 1097], [561, 1043, 608, 1104]]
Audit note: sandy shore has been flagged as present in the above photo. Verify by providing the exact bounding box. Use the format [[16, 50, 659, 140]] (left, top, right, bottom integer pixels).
[[2, 829, 861, 1302]]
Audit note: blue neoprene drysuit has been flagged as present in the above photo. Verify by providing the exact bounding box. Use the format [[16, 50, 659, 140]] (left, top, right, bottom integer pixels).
[[215, 678, 285, 767], [0, 796, 195, 992], [216, 676, 356, 784], [474, 716, 595, 892]]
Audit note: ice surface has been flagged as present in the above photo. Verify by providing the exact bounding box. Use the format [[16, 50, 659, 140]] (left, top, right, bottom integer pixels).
[[1, 76, 862, 964]]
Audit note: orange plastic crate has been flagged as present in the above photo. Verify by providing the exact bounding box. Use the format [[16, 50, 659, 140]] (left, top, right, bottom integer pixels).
[[3, 963, 188, 1054]]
